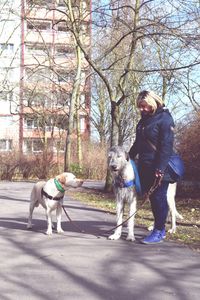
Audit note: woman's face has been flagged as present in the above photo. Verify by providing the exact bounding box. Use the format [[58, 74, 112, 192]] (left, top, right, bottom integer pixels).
[[138, 100, 153, 115]]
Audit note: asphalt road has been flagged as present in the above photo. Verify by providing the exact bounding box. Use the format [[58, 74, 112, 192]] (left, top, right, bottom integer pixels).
[[0, 181, 199, 300]]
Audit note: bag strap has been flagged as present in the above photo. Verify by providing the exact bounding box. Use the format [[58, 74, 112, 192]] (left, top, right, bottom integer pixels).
[[142, 125, 157, 151], [146, 138, 157, 151]]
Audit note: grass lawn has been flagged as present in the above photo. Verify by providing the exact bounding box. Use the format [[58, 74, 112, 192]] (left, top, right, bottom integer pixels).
[[67, 187, 200, 251]]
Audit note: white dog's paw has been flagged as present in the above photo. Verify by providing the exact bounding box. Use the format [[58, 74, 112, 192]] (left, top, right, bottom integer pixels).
[[46, 229, 53, 235], [27, 223, 33, 229], [57, 228, 64, 234], [148, 225, 154, 231], [108, 233, 121, 240], [168, 228, 176, 234], [126, 235, 135, 242]]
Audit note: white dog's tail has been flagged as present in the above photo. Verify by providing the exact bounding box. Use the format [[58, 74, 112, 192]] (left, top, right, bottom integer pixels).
[[30, 186, 40, 207], [175, 211, 183, 220], [31, 181, 46, 207]]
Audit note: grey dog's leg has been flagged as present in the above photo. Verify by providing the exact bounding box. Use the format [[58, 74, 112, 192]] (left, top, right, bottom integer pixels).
[[108, 196, 123, 240], [126, 198, 136, 241]]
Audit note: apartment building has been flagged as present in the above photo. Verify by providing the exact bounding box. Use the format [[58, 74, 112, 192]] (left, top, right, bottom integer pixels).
[[0, 0, 91, 154]]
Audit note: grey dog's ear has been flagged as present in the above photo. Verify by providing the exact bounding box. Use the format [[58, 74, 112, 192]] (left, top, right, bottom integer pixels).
[[125, 151, 130, 161]]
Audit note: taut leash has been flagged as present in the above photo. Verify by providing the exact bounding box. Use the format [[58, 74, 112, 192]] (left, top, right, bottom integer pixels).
[[103, 177, 162, 236], [102, 194, 148, 236], [62, 178, 161, 239]]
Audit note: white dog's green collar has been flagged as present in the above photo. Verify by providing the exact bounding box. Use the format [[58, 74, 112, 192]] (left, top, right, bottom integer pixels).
[[54, 178, 65, 193]]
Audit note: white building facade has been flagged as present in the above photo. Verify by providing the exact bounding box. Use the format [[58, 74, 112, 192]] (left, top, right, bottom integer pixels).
[[0, 0, 21, 151], [0, 0, 91, 154]]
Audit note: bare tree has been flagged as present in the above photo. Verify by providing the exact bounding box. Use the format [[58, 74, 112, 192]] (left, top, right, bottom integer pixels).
[[70, 0, 199, 142], [63, 0, 86, 171], [1, 0, 200, 186], [74, 0, 200, 189]]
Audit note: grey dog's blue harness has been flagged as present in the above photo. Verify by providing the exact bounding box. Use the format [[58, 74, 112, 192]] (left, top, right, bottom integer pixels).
[[115, 160, 141, 195], [114, 177, 135, 189]]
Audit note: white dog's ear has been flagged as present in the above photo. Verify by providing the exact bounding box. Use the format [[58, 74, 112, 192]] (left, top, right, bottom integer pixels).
[[57, 173, 66, 185]]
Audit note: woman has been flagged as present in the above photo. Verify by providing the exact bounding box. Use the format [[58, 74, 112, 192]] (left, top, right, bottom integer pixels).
[[129, 90, 175, 244]]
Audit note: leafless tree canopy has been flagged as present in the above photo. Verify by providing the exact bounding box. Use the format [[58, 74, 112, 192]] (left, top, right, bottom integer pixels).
[[0, 0, 199, 182]]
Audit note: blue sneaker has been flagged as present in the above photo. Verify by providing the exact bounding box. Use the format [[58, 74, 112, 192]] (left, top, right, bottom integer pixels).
[[141, 229, 164, 244], [161, 228, 166, 239], [150, 227, 166, 238]]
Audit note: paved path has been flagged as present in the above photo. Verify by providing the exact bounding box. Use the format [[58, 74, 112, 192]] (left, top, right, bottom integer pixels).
[[0, 181, 199, 300]]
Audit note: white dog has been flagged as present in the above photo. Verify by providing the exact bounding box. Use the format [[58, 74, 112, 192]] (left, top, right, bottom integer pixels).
[[107, 146, 137, 241], [148, 182, 183, 234], [27, 172, 83, 235]]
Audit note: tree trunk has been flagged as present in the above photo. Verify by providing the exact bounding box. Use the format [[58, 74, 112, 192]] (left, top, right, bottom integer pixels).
[[64, 92, 75, 171], [64, 0, 83, 172]]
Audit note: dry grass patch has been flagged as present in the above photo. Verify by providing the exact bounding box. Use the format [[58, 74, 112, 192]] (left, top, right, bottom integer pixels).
[[67, 188, 200, 251]]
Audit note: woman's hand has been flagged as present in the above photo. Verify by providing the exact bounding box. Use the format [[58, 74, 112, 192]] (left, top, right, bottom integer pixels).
[[155, 169, 164, 186]]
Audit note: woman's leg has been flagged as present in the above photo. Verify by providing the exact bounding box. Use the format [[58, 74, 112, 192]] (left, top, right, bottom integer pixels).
[[139, 164, 154, 195], [150, 181, 169, 230]]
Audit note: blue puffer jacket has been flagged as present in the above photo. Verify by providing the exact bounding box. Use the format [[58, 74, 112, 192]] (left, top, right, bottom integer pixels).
[[129, 107, 175, 177]]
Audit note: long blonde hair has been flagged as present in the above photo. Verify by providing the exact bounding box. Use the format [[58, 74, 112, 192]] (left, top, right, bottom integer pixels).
[[136, 90, 164, 113]]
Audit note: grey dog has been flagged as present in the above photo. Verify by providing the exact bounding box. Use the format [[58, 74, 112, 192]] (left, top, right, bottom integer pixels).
[[107, 146, 137, 241], [107, 146, 183, 240]]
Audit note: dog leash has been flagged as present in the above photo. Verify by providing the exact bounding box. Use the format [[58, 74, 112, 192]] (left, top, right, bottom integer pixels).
[[102, 177, 162, 236], [62, 205, 85, 234], [62, 178, 161, 239], [102, 194, 149, 236]]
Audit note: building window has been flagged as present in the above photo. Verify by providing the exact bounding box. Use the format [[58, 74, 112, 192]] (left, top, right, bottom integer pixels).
[[0, 139, 12, 151], [53, 139, 65, 152], [80, 117, 85, 133], [81, 71, 86, 84], [32, 139, 43, 152], [29, 0, 53, 7], [24, 90, 52, 107], [0, 116, 14, 128], [80, 94, 85, 108], [57, 0, 65, 6], [25, 67, 52, 83], [26, 44, 51, 56], [57, 95, 70, 107], [23, 139, 44, 153], [54, 115, 68, 130], [57, 71, 75, 83], [27, 21, 51, 31], [0, 67, 14, 81], [80, 23, 89, 36], [24, 118, 38, 129], [55, 46, 74, 57], [0, 43, 14, 54], [57, 22, 68, 32], [52, 90, 70, 108], [0, 91, 13, 101]]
